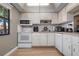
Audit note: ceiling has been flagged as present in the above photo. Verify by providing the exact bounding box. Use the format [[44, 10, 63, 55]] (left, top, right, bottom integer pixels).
[[11, 3, 68, 13]]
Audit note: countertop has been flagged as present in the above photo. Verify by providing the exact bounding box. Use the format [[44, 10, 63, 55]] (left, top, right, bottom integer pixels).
[[55, 32, 79, 36], [32, 32, 55, 33]]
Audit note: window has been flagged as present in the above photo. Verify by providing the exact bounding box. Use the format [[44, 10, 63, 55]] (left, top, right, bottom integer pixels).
[[0, 5, 10, 36]]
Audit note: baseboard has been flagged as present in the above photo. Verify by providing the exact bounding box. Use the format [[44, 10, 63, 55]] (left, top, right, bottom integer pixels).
[[4, 46, 18, 56], [32, 46, 55, 48]]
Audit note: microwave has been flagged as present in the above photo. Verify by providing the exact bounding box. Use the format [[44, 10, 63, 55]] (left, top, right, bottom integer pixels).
[[20, 20, 30, 24], [40, 20, 52, 24]]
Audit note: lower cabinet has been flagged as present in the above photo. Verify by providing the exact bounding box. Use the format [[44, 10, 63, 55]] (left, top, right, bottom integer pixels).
[[40, 33, 48, 46], [55, 33, 63, 53], [32, 32, 79, 56], [32, 33, 40, 46], [47, 33, 55, 46], [63, 34, 72, 56], [72, 44, 79, 56], [72, 36, 79, 56], [32, 33, 54, 46]]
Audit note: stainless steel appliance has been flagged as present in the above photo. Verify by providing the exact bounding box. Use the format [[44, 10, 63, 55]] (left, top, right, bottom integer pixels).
[[20, 20, 30, 24], [66, 28, 73, 32], [40, 20, 52, 24], [55, 26, 65, 32], [20, 20, 32, 25], [33, 25, 39, 32]]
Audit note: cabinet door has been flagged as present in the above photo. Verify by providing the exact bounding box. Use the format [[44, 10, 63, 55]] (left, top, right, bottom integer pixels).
[[55, 33, 63, 53], [57, 34, 63, 53], [72, 36, 79, 56], [55, 34, 58, 49], [48, 33, 55, 46], [40, 33, 47, 46], [32, 20, 40, 24], [63, 35, 72, 56], [73, 45, 79, 56], [32, 33, 40, 46], [72, 36, 79, 45]]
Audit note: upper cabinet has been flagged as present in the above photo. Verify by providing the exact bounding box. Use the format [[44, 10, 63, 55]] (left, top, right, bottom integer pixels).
[[20, 13, 57, 24], [40, 13, 57, 24], [20, 13, 40, 24], [62, 7, 67, 22], [66, 3, 79, 13], [58, 7, 67, 23], [58, 4, 79, 24]]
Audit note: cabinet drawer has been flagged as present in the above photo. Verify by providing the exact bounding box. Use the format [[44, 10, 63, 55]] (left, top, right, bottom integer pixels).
[[73, 36, 79, 45], [18, 43, 32, 48]]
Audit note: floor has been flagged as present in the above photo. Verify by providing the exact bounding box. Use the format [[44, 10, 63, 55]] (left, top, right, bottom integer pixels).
[[10, 47, 63, 56]]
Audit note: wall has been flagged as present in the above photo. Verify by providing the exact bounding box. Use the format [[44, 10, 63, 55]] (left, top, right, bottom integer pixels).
[[0, 3, 20, 55]]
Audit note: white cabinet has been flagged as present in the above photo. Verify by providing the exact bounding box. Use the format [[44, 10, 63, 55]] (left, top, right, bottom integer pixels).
[[58, 7, 67, 23], [32, 20, 40, 24], [21, 13, 40, 24], [40, 33, 48, 46], [58, 11, 62, 24], [63, 34, 72, 56], [72, 45, 79, 56], [72, 36, 79, 45], [55, 33, 58, 49], [47, 33, 55, 46], [32, 33, 55, 46], [62, 7, 67, 23], [32, 33, 48, 46], [72, 36, 79, 56], [66, 3, 79, 13], [32, 33, 40, 46], [55, 33, 63, 53]]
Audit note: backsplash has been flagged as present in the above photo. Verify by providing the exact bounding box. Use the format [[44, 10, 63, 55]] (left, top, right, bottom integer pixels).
[[39, 25, 53, 32], [32, 24, 55, 32]]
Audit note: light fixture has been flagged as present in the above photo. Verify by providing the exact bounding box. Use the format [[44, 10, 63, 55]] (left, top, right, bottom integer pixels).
[[27, 3, 39, 6], [27, 3, 49, 6], [40, 3, 49, 6]]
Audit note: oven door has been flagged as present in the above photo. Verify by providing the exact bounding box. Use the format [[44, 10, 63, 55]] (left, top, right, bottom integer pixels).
[[18, 32, 32, 42]]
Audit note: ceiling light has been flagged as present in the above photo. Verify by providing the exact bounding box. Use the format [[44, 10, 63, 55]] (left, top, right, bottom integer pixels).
[[27, 3, 39, 6], [27, 3, 49, 6], [40, 3, 49, 6]]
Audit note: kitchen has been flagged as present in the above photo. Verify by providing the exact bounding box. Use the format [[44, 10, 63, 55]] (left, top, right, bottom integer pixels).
[[0, 3, 79, 56], [15, 3, 79, 56]]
